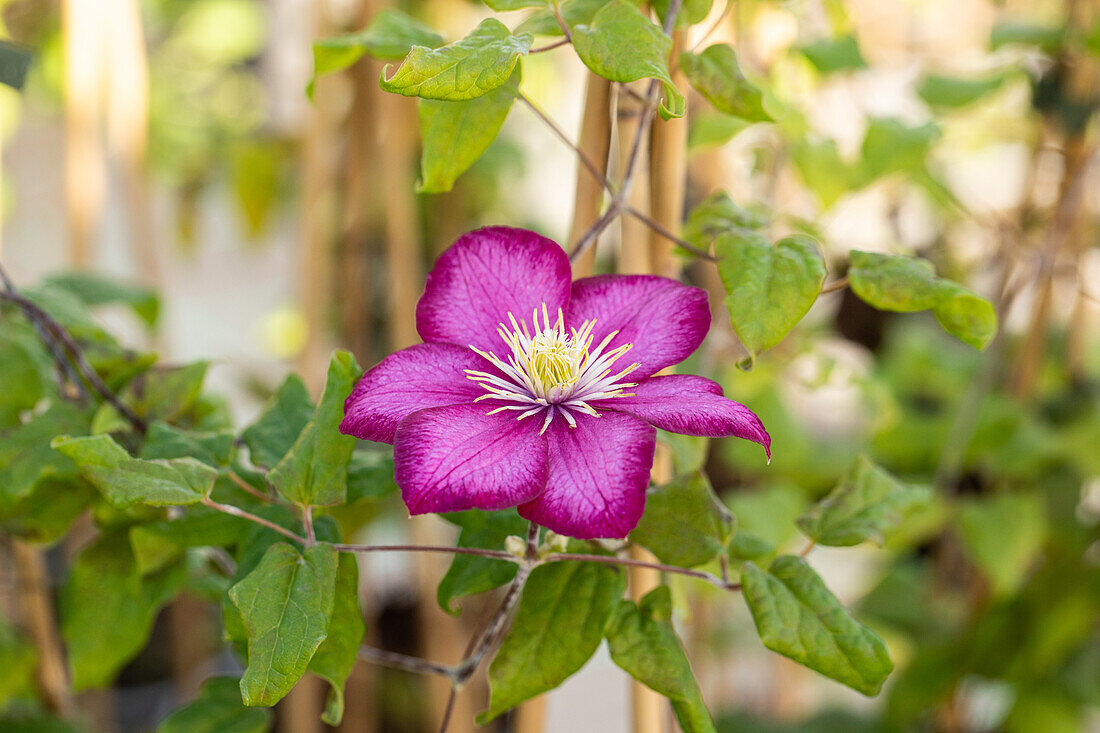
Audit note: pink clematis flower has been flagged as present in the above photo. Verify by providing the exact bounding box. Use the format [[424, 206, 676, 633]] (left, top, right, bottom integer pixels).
[[340, 227, 770, 539]]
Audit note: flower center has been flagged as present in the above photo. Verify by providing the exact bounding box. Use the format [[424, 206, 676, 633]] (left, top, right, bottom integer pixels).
[[465, 305, 639, 433]]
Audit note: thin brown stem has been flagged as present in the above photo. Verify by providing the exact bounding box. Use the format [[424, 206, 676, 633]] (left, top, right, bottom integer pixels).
[[333, 543, 521, 562], [357, 646, 457, 680], [625, 205, 716, 261], [0, 272, 146, 433], [227, 470, 278, 504], [551, 3, 572, 40], [820, 276, 849, 295], [799, 541, 817, 558], [545, 551, 741, 592], [518, 92, 614, 195], [454, 563, 533, 684], [530, 37, 570, 53], [303, 505, 316, 545], [200, 495, 309, 545]]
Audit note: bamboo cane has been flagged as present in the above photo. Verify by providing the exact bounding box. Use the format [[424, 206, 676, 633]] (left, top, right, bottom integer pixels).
[[569, 73, 614, 277]]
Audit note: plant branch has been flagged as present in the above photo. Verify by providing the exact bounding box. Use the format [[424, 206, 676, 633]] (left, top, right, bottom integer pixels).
[[0, 277, 147, 433], [820, 276, 849, 295], [544, 551, 741, 591], [333, 543, 521, 562], [551, 3, 572, 40], [200, 495, 309, 545], [624, 205, 717, 260], [530, 37, 570, 53], [303, 504, 316, 545], [357, 646, 458, 680], [569, 0, 685, 263], [453, 563, 533, 685], [226, 470, 279, 504], [519, 91, 615, 196]]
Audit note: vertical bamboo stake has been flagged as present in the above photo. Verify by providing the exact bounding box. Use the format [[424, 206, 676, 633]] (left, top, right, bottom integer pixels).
[[648, 32, 688, 279], [616, 84, 652, 274], [105, 0, 160, 289], [11, 541, 74, 717], [62, 0, 106, 268], [297, 0, 341, 390], [371, 40, 478, 732], [569, 73, 613, 277]]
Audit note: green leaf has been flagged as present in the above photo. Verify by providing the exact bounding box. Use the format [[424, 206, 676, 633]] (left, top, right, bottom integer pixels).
[[43, 272, 160, 328], [52, 434, 213, 508], [917, 73, 1008, 109], [514, 0, 613, 37], [858, 117, 940, 182], [141, 421, 235, 467], [129, 508, 250, 575], [652, 0, 713, 28], [681, 191, 769, 247], [957, 492, 1046, 597], [229, 542, 339, 707], [241, 374, 315, 470], [687, 112, 752, 149], [679, 44, 770, 122], [630, 472, 733, 568], [314, 9, 444, 78], [268, 351, 361, 507], [741, 555, 893, 695], [380, 19, 531, 101], [418, 67, 519, 193], [990, 22, 1064, 53], [308, 553, 365, 725], [0, 614, 37, 708], [571, 0, 684, 119], [0, 319, 54, 427], [800, 35, 866, 74], [62, 531, 186, 690], [790, 137, 858, 207], [157, 676, 272, 733], [438, 509, 526, 614], [346, 449, 398, 502], [2, 477, 97, 545], [931, 284, 998, 350], [847, 250, 997, 349], [797, 455, 931, 547], [484, 0, 547, 10], [727, 484, 807, 564], [0, 402, 88, 510], [606, 587, 715, 733], [481, 561, 626, 721], [0, 40, 33, 90], [715, 232, 826, 364]]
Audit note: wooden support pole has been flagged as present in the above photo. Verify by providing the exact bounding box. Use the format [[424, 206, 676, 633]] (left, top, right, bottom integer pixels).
[[568, 73, 614, 277]]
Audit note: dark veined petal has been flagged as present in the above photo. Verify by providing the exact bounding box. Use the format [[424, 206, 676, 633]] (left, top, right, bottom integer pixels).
[[394, 403, 549, 514], [340, 343, 489, 444], [416, 227, 573, 352], [603, 374, 770, 459], [565, 275, 710, 380], [519, 411, 655, 539]]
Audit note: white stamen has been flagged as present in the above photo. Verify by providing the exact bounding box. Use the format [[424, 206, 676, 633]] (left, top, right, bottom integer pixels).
[[466, 306, 637, 432]]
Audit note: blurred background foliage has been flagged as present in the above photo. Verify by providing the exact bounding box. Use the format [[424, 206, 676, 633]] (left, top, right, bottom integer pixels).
[[1, 0, 1099, 731]]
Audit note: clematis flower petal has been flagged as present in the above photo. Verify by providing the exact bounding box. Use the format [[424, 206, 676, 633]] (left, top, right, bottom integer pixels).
[[416, 226, 573, 351], [519, 411, 655, 539], [566, 275, 710, 379], [340, 343, 489, 444], [394, 404, 548, 515], [603, 375, 771, 459]]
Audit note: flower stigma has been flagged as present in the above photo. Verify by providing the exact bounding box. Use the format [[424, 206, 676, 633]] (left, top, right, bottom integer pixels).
[[465, 304, 640, 433]]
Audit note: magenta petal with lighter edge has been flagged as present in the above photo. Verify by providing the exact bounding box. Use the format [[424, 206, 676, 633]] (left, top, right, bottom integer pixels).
[[519, 411, 656, 539], [394, 404, 549, 515], [339, 343, 489, 444], [565, 275, 711, 380], [602, 374, 771, 458], [416, 227, 573, 352]]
